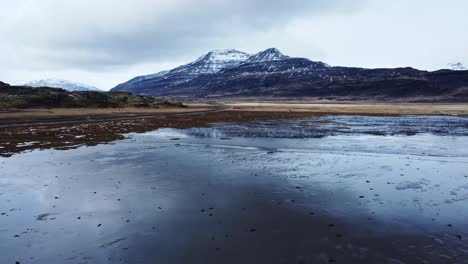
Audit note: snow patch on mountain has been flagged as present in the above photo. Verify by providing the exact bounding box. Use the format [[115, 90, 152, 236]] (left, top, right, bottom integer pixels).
[[448, 62, 466, 71], [245, 48, 290, 63], [170, 49, 252, 75], [23, 79, 101, 92]]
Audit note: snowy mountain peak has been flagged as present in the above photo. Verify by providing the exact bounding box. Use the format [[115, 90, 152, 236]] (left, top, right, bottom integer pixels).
[[23, 79, 101, 92], [170, 49, 252, 75], [447, 62, 466, 71], [195, 49, 251, 63], [245, 48, 290, 63]]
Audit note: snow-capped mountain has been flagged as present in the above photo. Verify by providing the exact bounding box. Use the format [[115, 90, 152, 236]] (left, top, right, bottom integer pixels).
[[23, 79, 101, 92], [113, 49, 252, 93], [171, 49, 251, 76], [245, 48, 290, 63], [111, 48, 468, 101], [112, 48, 326, 94], [447, 62, 466, 71]]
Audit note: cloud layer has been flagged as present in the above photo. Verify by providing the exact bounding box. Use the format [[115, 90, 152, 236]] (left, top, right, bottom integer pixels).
[[1, 0, 361, 69]]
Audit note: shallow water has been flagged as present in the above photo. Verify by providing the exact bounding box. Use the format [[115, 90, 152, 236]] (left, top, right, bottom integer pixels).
[[1, 115, 468, 264]]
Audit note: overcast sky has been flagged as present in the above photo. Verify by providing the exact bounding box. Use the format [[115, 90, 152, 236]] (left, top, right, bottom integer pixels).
[[1, 0, 467, 90]]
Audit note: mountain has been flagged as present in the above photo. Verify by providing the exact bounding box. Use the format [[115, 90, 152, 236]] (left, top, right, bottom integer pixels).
[[112, 49, 251, 93], [23, 79, 101, 92], [111, 48, 468, 101], [448, 62, 466, 71], [245, 48, 290, 63], [171, 49, 251, 75]]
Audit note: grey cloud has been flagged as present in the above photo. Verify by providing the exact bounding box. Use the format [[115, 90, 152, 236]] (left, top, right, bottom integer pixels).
[[1, 0, 366, 69]]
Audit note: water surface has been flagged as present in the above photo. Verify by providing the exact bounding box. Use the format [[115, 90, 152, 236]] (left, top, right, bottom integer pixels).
[[1, 115, 468, 263]]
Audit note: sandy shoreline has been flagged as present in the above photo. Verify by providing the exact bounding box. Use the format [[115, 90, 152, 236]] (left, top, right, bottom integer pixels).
[[1, 102, 467, 126], [225, 102, 468, 116]]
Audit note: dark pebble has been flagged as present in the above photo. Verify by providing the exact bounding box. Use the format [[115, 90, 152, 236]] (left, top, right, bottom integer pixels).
[[249, 228, 257, 232], [97, 224, 102, 227]]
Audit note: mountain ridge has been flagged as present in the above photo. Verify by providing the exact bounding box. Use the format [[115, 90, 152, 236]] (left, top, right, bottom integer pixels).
[[22, 79, 101, 92], [111, 48, 468, 101]]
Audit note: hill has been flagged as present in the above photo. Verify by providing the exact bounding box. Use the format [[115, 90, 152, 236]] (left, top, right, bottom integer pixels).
[[0, 82, 183, 109]]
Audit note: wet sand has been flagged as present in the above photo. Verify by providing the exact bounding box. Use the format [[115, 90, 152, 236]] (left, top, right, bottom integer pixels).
[[1, 116, 467, 264]]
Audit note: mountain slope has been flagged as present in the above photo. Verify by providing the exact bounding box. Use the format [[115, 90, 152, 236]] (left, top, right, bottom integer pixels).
[[23, 79, 101, 92], [245, 48, 290, 63], [111, 48, 468, 101], [112, 49, 251, 94]]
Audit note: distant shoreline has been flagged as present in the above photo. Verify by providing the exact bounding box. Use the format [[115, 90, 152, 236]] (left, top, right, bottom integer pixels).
[[0, 101, 467, 127], [224, 101, 468, 116]]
